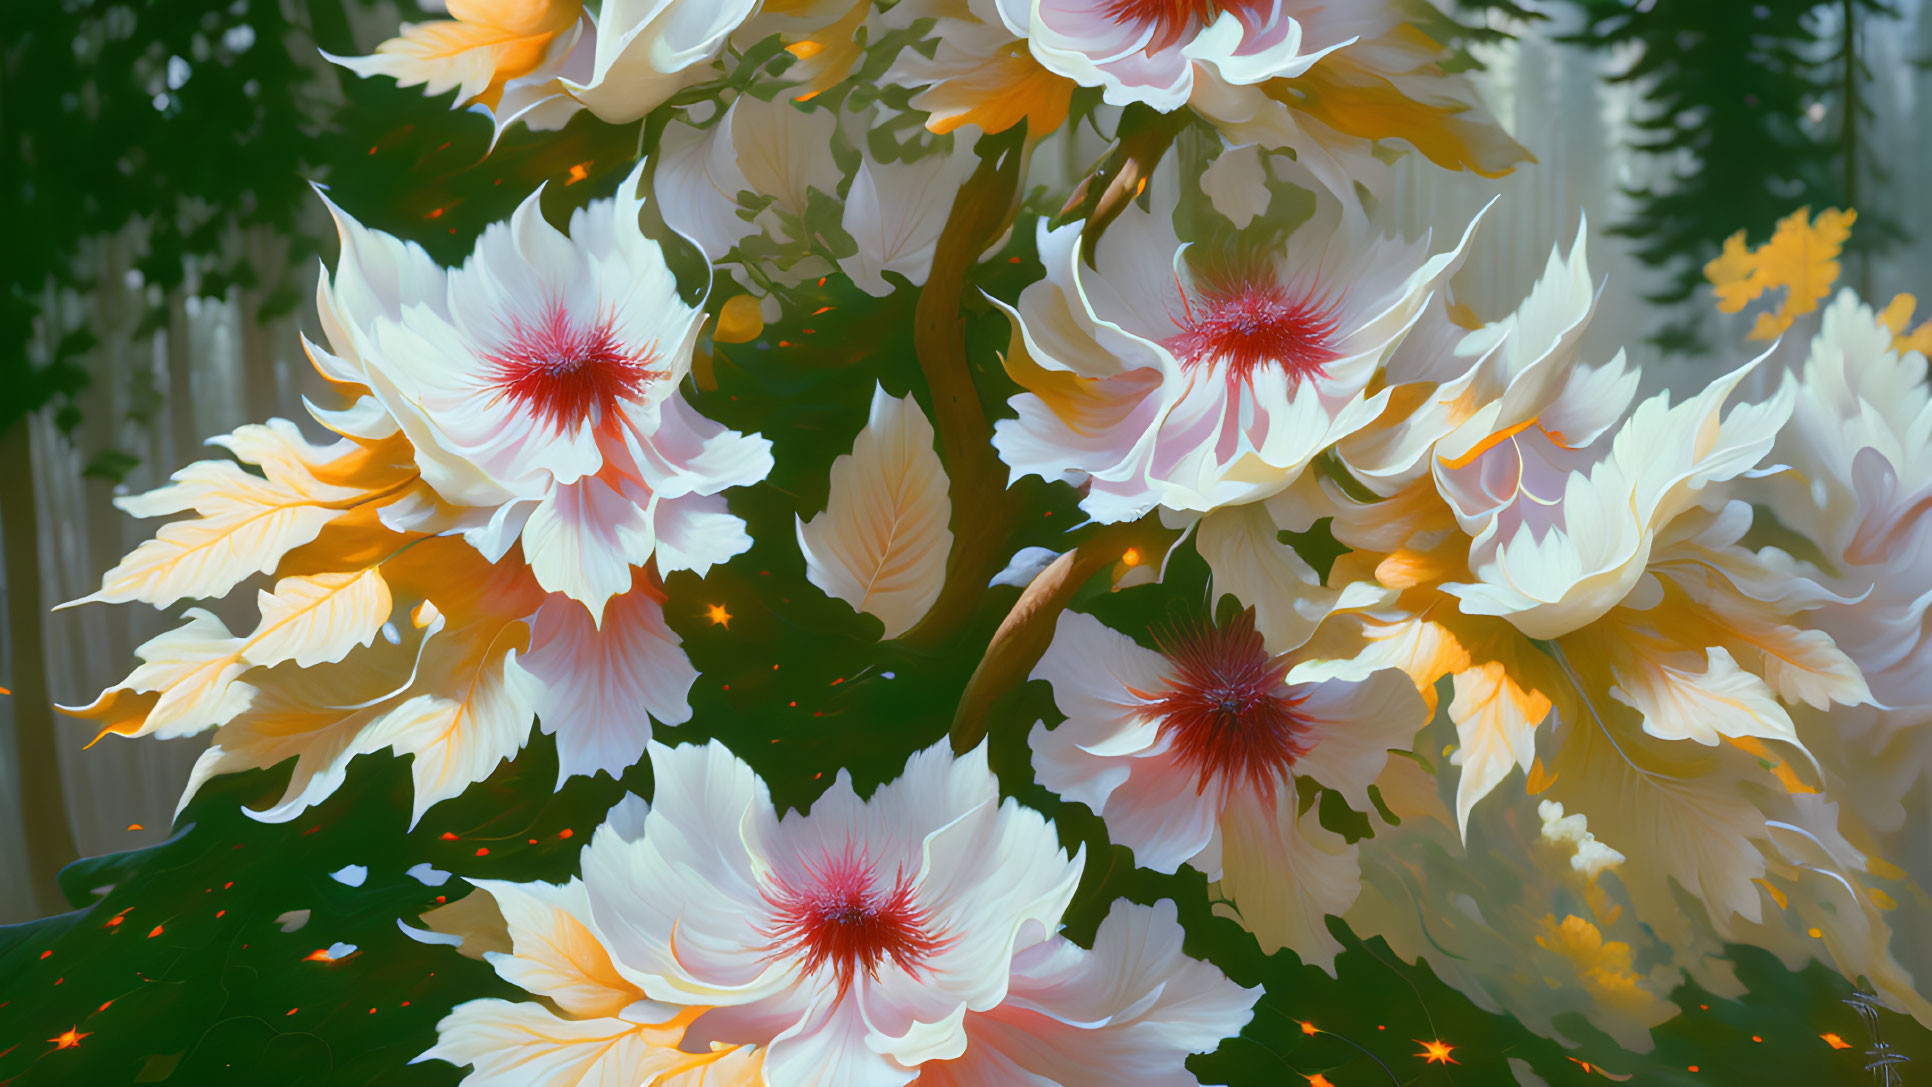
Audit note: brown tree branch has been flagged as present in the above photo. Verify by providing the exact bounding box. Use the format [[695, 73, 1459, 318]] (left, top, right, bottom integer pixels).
[[950, 514, 1180, 752], [900, 128, 1029, 650]]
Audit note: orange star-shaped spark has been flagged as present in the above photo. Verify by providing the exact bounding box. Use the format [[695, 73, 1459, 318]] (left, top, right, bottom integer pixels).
[[1415, 1039, 1458, 1065], [1299, 1020, 1318, 1035], [1306, 1075, 1336, 1087], [49, 1028, 88, 1049], [704, 603, 732, 630]]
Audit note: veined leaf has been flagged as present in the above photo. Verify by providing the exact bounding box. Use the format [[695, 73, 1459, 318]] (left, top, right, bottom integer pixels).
[[244, 568, 395, 670], [796, 384, 953, 639]]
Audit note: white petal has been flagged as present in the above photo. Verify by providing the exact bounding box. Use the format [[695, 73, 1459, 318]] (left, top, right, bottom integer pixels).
[[519, 584, 697, 785]]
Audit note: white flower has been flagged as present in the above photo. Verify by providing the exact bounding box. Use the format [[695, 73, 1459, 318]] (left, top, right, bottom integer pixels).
[[1027, 609, 1426, 969], [1440, 358, 1793, 640], [1770, 288, 1932, 712], [561, 0, 763, 123], [310, 162, 773, 621], [470, 739, 1260, 1087], [990, 0, 1368, 111], [991, 182, 1483, 522]]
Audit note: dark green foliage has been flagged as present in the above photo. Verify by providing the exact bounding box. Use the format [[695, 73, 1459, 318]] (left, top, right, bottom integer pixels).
[[1561, 0, 1903, 349], [1, 0, 343, 434]]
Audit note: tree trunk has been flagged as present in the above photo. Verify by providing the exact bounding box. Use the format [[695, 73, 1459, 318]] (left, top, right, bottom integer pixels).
[[0, 419, 79, 915]]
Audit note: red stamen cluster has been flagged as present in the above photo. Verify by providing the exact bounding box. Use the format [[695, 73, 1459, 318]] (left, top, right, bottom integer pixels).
[[1096, 0, 1274, 55], [765, 847, 948, 998], [486, 298, 660, 432], [1166, 279, 1343, 386], [1146, 610, 1314, 796]]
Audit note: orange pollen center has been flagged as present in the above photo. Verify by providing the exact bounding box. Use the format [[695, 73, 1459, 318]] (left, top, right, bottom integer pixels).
[[1145, 611, 1313, 795]]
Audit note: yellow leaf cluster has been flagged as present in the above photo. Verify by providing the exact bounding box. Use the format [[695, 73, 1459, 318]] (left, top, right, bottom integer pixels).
[[1877, 293, 1932, 356], [1704, 207, 1857, 339]]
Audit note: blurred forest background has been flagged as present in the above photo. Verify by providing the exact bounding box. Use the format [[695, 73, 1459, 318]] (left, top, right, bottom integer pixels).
[[3, 0, 1931, 928]]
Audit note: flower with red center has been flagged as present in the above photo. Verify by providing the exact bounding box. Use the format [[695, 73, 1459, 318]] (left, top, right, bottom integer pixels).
[[542, 739, 1257, 1087], [1145, 612, 1316, 797], [991, 0, 1367, 112], [486, 299, 662, 434], [309, 162, 773, 621], [1028, 609, 1426, 970], [764, 847, 949, 999], [1165, 278, 1343, 386], [992, 175, 1486, 522], [1094, 0, 1273, 57]]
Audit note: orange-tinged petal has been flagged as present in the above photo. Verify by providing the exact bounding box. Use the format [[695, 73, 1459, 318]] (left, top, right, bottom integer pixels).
[[1270, 50, 1531, 178], [782, 0, 870, 101], [1447, 658, 1553, 834], [471, 879, 644, 1018], [913, 42, 1071, 138]]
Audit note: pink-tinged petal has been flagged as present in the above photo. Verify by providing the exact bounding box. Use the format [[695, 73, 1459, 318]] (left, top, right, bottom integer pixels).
[[915, 899, 1257, 1086], [1286, 666, 1429, 811], [521, 473, 658, 623], [764, 993, 914, 1087], [580, 742, 789, 1004], [518, 580, 698, 785], [629, 396, 776, 498], [1031, 610, 1169, 734], [1081, 742, 1225, 876]]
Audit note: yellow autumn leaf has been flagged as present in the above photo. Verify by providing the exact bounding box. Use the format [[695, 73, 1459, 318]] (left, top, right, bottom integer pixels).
[[342, 0, 581, 109], [62, 609, 255, 742], [469, 878, 645, 1018], [68, 422, 416, 609], [1704, 206, 1857, 339], [180, 641, 420, 820], [415, 998, 758, 1087], [360, 633, 532, 828], [909, 37, 1072, 138], [1448, 658, 1553, 836], [1877, 292, 1932, 356], [244, 568, 395, 670]]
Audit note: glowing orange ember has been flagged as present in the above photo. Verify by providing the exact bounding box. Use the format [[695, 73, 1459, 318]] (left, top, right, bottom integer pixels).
[[1821, 1033, 1852, 1049], [1299, 1021, 1317, 1036], [706, 603, 733, 629], [49, 1028, 87, 1050], [1415, 1039, 1458, 1065]]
